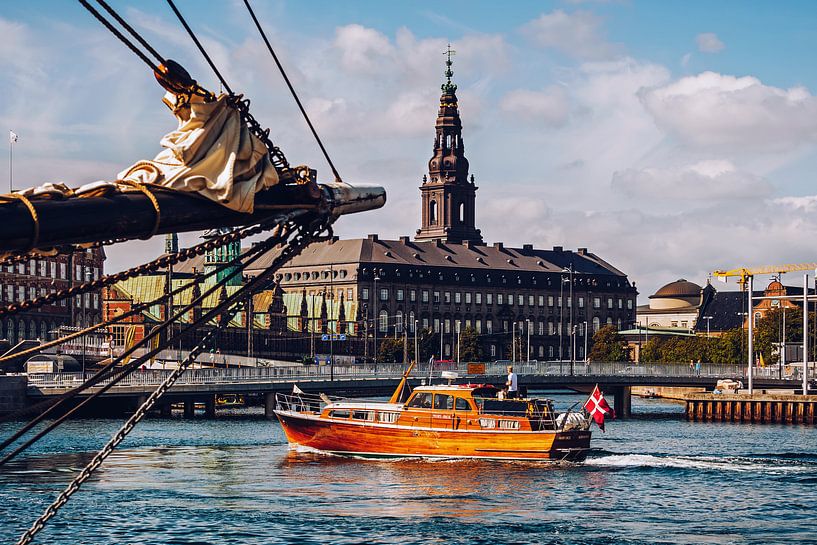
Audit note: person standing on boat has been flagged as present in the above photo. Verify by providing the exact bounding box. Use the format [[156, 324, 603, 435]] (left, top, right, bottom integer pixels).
[[506, 366, 518, 399]]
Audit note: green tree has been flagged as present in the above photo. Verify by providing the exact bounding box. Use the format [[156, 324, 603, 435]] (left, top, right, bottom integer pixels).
[[589, 325, 628, 362], [378, 337, 405, 363], [754, 306, 803, 365], [458, 326, 483, 362], [406, 328, 439, 363], [708, 329, 743, 364]]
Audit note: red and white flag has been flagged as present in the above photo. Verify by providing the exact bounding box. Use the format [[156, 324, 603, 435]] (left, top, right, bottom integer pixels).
[[584, 384, 615, 431]]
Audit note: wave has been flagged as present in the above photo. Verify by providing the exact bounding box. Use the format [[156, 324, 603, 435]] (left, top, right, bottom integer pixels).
[[585, 453, 816, 474]]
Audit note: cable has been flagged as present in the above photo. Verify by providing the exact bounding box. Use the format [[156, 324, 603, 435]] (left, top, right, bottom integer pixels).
[[93, 0, 166, 66], [242, 0, 345, 185], [165, 0, 233, 95]]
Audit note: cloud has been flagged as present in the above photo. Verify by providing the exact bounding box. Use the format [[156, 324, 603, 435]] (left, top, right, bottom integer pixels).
[[611, 160, 772, 210], [333, 24, 395, 74], [640, 71, 817, 153], [696, 32, 725, 53], [499, 86, 571, 126], [521, 10, 621, 60]]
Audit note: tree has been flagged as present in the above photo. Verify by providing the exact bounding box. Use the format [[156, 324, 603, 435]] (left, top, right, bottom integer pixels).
[[754, 306, 803, 365], [588, 325, 628, 362], [378, 338, 405, 363], [458, 326, 483, 362], [404, 328, 439, 363]]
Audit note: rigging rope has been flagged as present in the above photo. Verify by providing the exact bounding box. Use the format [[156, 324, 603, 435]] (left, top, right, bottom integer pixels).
[[78, 0, 162, 73], [0, 215, 299, 456], [15, 215, 328, 545], [242, 0, 346, 185]]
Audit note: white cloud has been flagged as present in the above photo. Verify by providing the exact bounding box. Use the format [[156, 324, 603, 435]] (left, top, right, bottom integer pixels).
[[611, 160, 772, 210], [499, 86, 571, 126], [696, 32, 725, 53], [333, 24, 395, 74], [640, 71, 817, 153], [521, 10, 621, 60]]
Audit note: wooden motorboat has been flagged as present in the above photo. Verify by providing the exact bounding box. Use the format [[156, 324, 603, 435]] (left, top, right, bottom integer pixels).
[[274, 379, 592, 462]]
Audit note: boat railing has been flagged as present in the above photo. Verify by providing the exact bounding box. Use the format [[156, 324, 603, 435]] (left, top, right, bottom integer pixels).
[[473, 396, 560, 430], [275, 392, 329, 413]]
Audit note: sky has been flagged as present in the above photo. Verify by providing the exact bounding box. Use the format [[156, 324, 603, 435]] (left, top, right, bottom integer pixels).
[[2, 0, 817, 301]]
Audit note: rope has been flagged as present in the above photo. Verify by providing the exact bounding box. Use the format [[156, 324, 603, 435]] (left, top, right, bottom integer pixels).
[[93, 0, 165, 66], [4, 194, 40, 251], [165, 0, 232, 95], [77, 0, 162, 73], [117, 180, 161, 239], [242, 0, 346, 185], [14, 216, 327, 545]]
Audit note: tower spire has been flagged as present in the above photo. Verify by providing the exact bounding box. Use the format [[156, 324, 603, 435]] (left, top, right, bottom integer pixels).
[[442, 43, 457, 94]]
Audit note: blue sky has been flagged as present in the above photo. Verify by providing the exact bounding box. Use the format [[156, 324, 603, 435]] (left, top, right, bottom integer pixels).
[[3, 1, 817, 299]]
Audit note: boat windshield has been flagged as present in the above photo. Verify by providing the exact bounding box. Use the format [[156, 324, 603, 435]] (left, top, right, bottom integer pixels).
[[407, 392, 433, 409]]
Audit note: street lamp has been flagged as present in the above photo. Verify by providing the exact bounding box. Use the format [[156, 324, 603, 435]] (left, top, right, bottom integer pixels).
[[703, 315, 713, 338], [324, 265, 334, 381], [414, 319, 419, 367], [373, 271, 380, 373], [526, 319, 531, 363], [583, 320, 588, 368], [82, 266, 92, 376], [563, 265, 574, 375]]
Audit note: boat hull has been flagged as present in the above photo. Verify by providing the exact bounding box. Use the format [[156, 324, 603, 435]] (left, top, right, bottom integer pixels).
[[275, 410, 591, 462]]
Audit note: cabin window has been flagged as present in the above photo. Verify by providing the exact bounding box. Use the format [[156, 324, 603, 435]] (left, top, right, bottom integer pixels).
[[478, 418, 497, 429], [408, 393, 433, 409], [499, 420, 520, 430], [352, 410, 374, 421], [433, 394, 453, 410], [455, 398, 471, 411], [378, 411, 399, 423], [330, 410, 350, 419]]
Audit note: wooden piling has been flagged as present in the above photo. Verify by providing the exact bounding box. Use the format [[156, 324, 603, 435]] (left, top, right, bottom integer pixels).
[[685, 393, 817, 426]]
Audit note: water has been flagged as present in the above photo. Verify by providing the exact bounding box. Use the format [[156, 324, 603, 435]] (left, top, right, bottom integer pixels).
[[1, 395, 816, 545]]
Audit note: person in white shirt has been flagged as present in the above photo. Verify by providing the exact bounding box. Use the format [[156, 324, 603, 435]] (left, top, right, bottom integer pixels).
[[506, 365, 518, 399]]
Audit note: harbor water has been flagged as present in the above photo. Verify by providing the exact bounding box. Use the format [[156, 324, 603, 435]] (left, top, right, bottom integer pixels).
[[1, 395, 816, 544]]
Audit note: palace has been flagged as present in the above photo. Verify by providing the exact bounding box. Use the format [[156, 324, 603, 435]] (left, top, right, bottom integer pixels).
[[257, 54, 638, 362]]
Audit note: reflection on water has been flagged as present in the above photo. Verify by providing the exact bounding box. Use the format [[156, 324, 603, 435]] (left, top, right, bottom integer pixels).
[[0, 395, 815, 544]]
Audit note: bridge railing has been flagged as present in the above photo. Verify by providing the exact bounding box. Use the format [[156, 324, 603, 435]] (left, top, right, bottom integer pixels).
[[24, 361, 779, 390]]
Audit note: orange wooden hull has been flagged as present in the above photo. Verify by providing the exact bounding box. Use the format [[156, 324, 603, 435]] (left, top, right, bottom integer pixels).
[[275, 410, 591, 461]]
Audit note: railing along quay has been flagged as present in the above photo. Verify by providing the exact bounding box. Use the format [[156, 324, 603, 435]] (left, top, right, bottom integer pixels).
[[25, 361, 791, 390]]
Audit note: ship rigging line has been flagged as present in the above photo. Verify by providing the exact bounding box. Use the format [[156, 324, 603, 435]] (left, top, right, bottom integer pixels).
[[242, 0, 346, 185], [15, 217, 328, 545], [0, 216, 299, 459]]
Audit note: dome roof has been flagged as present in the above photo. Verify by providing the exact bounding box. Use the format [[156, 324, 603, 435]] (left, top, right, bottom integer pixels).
[[766, 280, 784, 291], [650, 279, 702, 299]]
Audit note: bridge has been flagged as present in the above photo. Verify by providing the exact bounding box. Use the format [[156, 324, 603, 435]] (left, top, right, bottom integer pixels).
[[17, 361, 804, 419]]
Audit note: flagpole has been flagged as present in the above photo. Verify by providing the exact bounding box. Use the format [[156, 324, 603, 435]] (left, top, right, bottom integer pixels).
[[8, 132, 12, 193]]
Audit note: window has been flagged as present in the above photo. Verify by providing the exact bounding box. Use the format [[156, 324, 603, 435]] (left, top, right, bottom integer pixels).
[[29, 262, 35, 276], [538, 321, 544, 336], [433, 291, 440, 303], [39, 261, 46, 277], [503, 320, 509, 332], [486, 320, 493, 334], [593, 317, 600, 332], [347, 288, 353, 300], [476, 319, 482, 333], [497, 294, 504, 305], [671, 321, 678, 327], [567, 298, 572, 308], [380, 288, 389, 301], [557, 296, 562, 307], [434, 318, 440, 333], [490, 344, 496, 357], [444, 292, 451, 304], [619, 318, 624, 330], [455, 292, 461, 304], [444, 319, 451, 334], [396, 289, 404, 301], [518, 295, 524, 306], [538, 346, 544, 358], [593, 297, 601, 309], [379, 310, 388, 332], [607, 298, 614, 309], [396, 311, 403, 333], [408, 393, 433, 408], [409, 312, 415, 332], [465, 292, 471, 304], [578, 297, 585, 308], [330, 410, 351, 419], [549, 321, 555, 335], [422, 290, 429, 303], [528, 295, 534, 306], [627, 299, 633, 310], [423, 318, 429, 330], [538, 295, 544, 307], [378, 412, 399, 423], [618, 298, 623, 309], [475, 293, 482, 304], [548, 295, 554, 307], [352, 410, 374, 421], [434, 394, 453, 410], [607, 317, 613, 326], [486, 293, 493, 305], [429, 200, 437, 224], [549, 345, 554, 358], [455, 398, 470, 411], [410, 290, 416, 302], [361, 288, 369, 300]]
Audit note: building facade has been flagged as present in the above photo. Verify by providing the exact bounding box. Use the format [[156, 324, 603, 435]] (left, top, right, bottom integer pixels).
[[0, 249, 105, 345]]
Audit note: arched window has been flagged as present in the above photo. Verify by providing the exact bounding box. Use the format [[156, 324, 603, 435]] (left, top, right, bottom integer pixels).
[[458, 202, 465, 223], [616, 318, 622, 330], [396, 311, 404, 333], [28, 321, 36, 340], [409, 311, 415, 332], [7, 320, 15, 344], [379, 310, 388, 333], [429, 200, 437, 225], [39, 322, 47, 341], [592, 317, 601, 333], [606, 317, 613, 326], [548, 345, 554, 359]]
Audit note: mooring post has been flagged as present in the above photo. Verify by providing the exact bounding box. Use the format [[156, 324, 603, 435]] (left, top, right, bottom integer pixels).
[[264, 392, 276, 419], [184, 399, 195, 418], [204, 396, 216, 418]]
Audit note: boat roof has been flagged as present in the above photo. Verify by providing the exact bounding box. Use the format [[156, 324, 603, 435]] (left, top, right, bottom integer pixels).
[[411, 384, 498, 393]]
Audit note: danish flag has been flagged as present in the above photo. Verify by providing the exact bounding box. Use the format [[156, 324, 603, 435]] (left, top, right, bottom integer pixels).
[[584, 385, 615, 431]]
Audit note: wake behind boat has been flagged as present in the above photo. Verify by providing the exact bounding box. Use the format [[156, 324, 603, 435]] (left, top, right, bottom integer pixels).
[[274, 376, 595, 462]]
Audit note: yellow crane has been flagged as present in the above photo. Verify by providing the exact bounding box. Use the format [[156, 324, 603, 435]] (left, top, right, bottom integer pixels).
[[712, 263, 817, 288]]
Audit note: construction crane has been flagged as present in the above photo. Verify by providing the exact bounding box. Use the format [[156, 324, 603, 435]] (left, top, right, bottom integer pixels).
[[712, 263, 817, 288]]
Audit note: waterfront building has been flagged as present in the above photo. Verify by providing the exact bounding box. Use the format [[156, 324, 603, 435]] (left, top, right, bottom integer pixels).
[[256, 56, 638, 362], [0, 249, 105, 346], [636, 279, 711, 332]]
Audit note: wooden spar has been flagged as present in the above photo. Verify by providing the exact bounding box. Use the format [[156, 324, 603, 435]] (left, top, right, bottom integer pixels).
[[388, 359, 417, 404], [0, 182, 385, 252]]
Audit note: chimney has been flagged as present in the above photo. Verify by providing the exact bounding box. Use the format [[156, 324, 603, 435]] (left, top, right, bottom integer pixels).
[[367, 234, 379, 242], [553, 246, 563, 252], [578, 247, 587, 255], [399, 235, 411, 244], [493, 242, 504, 251], [522, 244, 533, 252]]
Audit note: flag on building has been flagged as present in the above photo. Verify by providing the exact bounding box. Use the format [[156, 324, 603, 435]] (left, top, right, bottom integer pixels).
[[584, 384, 615, 432], [9, 130, 18, 144]]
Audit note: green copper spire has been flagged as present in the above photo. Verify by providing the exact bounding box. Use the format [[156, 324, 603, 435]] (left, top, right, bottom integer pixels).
[[441, 43, 457, 94]]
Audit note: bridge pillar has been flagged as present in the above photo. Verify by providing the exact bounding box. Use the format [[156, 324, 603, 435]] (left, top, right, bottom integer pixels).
[[159, 403, 172, 417], [204, 396, 216, 419], [613, 386, 631, 420], [183, 399, 195, 418], [264, 392, 276, 419]]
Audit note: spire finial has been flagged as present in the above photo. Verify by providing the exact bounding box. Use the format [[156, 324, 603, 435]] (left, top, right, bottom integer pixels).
[[442, 43, 457, 94]]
